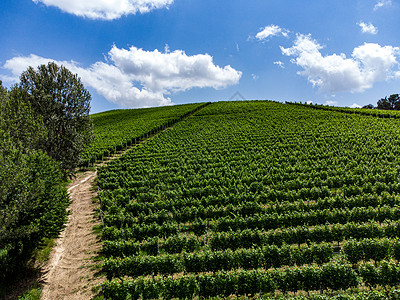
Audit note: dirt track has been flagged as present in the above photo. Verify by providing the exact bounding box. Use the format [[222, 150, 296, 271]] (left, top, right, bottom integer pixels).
[[39, 128, 180, 299], [41, 170, 103, 300]]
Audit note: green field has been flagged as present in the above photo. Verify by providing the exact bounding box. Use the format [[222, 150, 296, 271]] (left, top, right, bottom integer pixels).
[[288, 101, 400, 118], [96, 100, 400, 299], [81, 103, 207, 164]]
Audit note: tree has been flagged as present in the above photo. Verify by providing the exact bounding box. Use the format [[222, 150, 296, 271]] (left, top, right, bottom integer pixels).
[[376, 94, 400, 110], [3, 87, 47, 149], [17, 62, 93, 174], [362, 104, 374, 109], [0, 80, 7, 105], [0, 82, 69, 281]]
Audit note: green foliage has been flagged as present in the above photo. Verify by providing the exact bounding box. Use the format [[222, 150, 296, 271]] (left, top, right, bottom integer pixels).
[[18, 288, 41, 300], [263, 289, 400, 299], [360, 260, 400, 288], [97, 100, 400, 297], [17, 62, 93, 173], [343, 238, 393, 265], [0, 80, 8, 105], [102, 262, 358, 299], [289, 101, 400, 118], [103, 243, 334, 279], [0, 82, 69, 282], [0, 137, 69, 280], [1, 87, 46, 150], [362, 104, 375, 109], [377, 94, 400, 110], [34, 238, 55, 264], [81, 102, 208, 164]]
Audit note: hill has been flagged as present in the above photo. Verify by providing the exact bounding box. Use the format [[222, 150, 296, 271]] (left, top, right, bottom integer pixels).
[[94, 100, 400, 299], [80, 103, 207, 165]]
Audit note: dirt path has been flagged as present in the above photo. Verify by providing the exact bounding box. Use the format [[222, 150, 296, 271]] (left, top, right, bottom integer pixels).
[[39, 107, 208, 299], [40, 140, 158, 299], [41, 170, 102, 300]]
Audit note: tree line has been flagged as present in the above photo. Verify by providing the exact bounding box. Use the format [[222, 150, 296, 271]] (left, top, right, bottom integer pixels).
[[363, 94, 400, 110], [0, 62, 93, 283]]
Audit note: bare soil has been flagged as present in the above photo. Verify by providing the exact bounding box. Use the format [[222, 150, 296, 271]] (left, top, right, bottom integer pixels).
[[41, 170, 103, 300], [39, 129, 178, 299]]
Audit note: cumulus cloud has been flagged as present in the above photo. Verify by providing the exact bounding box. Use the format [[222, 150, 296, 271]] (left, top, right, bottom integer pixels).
[[108, 46, 241, 92], [2, 46, 241, 108], [32, 0, 173, 20], [358, 21, 378, 34], [350, 103, 362, 108], [256, 25, 289, 41], [1, 54, 55, 82], [280, 34, 400, 93], [374, 0, 392, 11], [325, 100, 338, 106]]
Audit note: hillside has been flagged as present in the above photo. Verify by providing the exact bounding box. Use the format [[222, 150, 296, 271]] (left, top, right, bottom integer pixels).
[[81, 103, 207, 165], [94, 100, 400, 299]]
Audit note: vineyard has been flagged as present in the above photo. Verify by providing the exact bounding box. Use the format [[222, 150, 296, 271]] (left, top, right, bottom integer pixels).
[[287, 101, 400, 118], [96, 100, 400, 299], [80, 103, 207, 165]]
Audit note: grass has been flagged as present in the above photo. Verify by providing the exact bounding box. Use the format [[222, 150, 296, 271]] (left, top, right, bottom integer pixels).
[[34, 238, 55, 265], [77, 166, 97, 172], [18, 288, 42, 300]]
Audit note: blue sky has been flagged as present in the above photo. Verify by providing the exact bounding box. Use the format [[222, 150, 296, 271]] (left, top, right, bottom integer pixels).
[[1, 0, 400, 113]]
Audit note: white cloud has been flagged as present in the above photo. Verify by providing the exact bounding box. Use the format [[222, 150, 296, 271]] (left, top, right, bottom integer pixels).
[[32, 0, 173, 20], [273, 61, 285, 68], [280, 34, 400, 93], [350, 103, 362, 108], [251, 74, 259, 80], [108, 46, 241, 92], [374, 0, 392, 10], [2, 46, 241, 108], [358, 21, 378, 34], [256, 25, 289, 41], [306, 100, 313, 105], [325, 100, 338, 106], [1, 54, 55, 82]]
